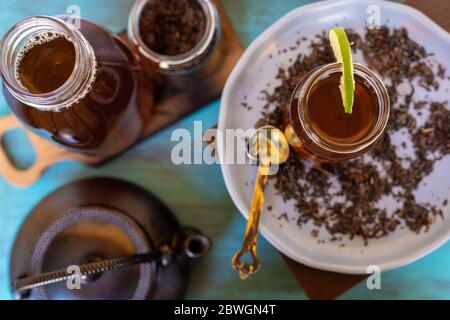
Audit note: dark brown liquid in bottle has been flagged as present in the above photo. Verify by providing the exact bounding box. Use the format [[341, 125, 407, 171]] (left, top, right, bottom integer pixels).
[[18, 36, 76, 94], [307, 73, 378, 143], [4, 19, 144, 157]]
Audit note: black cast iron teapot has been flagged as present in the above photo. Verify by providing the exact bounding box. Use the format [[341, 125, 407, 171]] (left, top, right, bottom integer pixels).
[[10, 177, 211, 300]]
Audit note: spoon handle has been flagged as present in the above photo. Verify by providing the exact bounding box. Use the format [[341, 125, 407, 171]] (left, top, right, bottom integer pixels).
[[232, 164, 269, 279], [12, 254, 155, 298]]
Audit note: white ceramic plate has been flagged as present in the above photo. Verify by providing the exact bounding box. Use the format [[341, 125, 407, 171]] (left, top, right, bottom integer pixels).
[[218, 0, 450, 274]]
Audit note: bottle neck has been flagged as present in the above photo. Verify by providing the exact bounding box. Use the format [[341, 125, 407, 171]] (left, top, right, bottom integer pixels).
[[0, 16, 97, 111]]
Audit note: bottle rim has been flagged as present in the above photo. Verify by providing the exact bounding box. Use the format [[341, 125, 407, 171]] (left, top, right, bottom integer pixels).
[[0, 16, 97, 111], [127, 0, 220, 72], [291, 62, 390, 156]]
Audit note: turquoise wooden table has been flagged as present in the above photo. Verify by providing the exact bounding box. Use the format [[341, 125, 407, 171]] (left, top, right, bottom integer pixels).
[[1, 0, 450, 300]]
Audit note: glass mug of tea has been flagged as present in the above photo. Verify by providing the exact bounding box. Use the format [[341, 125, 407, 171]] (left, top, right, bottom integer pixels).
[[284, 62, 390, 162], [0, 16, 145, 158]]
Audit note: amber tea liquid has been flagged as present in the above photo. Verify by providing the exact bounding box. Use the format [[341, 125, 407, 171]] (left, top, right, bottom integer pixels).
[[306, 72, 379, 143], [17, 35, 76, 94]]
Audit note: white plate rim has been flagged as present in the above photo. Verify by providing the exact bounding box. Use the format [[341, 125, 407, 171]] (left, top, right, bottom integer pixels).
[[218, 0, 450, 274]]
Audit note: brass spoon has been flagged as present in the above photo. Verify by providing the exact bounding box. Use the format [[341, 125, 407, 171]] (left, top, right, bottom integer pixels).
[[232, 126, 290, 279]]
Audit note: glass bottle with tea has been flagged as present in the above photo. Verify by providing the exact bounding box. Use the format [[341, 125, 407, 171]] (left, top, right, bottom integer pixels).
[[0, 16, 145, 158], [127, 0, 221, 89]]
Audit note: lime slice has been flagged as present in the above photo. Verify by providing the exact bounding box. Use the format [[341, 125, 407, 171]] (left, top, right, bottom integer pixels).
[[329, 27, 355, 114]]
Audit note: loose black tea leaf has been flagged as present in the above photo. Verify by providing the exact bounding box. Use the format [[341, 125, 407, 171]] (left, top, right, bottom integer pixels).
[[139, 0, 206, 56]]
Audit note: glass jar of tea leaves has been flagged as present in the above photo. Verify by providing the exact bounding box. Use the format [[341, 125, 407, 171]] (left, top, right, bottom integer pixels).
[[127, 0, 221, 89]]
